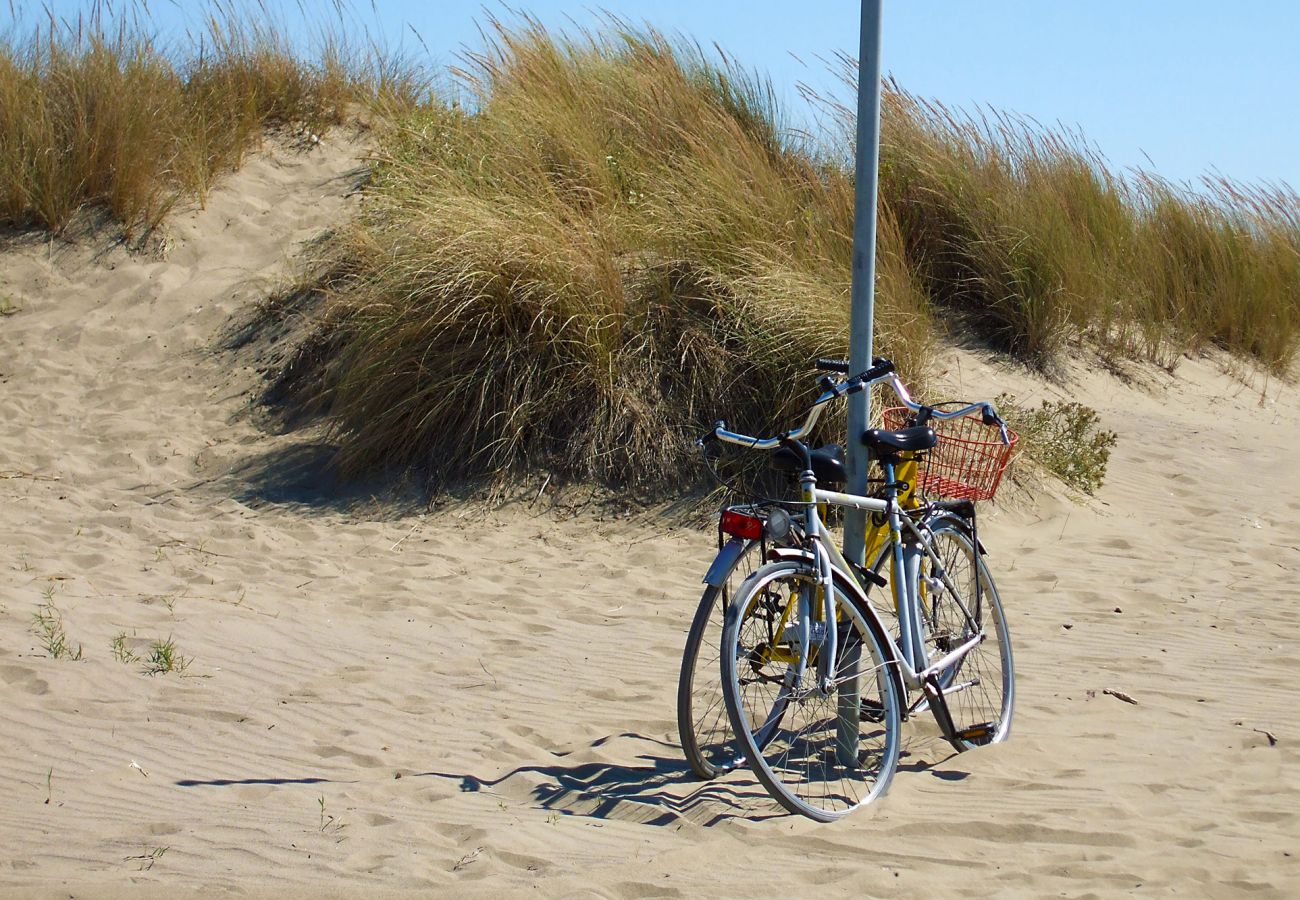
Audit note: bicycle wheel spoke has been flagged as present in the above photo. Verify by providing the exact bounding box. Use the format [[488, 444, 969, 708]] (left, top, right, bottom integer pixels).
[[721, 562, 902, 821], [919, 517, 1015, 749], [678, 538, 763, 779]]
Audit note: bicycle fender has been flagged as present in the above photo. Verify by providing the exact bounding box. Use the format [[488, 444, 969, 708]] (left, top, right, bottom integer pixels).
[[923, 511, 988, 555], [766, 546, 813, 566], [702, 538, 752, 586]]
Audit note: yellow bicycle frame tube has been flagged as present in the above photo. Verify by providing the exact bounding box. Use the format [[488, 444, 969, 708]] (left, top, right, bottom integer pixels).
[[862, 453, 921, 610]]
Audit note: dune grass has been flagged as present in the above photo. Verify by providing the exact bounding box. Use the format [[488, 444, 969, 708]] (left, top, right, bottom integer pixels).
[[0, 1, 428, 238], [3, 8, 1296, 493], [263, 16, 1299, 493], [269, 16, 934, 491], [870, 79, 1300, 371]]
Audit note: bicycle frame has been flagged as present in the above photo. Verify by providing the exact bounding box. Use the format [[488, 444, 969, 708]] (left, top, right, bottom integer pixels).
[[708, 361, 1002, 719], [797, 464, 986, 701]]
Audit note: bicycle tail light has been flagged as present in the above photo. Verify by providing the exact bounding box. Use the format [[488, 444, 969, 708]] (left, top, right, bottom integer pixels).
[[720, 509, 763, 540]]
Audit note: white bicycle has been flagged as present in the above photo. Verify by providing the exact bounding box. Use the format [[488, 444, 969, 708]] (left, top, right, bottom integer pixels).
[[703, 357, 1016, 820]]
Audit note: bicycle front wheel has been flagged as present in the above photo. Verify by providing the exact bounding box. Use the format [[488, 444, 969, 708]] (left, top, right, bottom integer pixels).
[[721, 561, 902, 821], [677, 538, 761, 779], [920, 515, 1015, 750]]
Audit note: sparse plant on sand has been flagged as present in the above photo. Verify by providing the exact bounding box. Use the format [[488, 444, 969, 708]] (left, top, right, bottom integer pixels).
[[143, 636, 188, 675], [110, 632, 139, 664], [32, 590, 82, 660], [124, 846, 168, 871], [0, 295, 20, 317], [318, 796, 347, 838]]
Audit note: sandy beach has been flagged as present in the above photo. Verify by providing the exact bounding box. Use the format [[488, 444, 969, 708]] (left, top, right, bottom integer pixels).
[[2, 133, 1297, 898]]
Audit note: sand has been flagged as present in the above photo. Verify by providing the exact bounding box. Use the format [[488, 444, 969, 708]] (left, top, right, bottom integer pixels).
[[1, 132, 1297, 898]]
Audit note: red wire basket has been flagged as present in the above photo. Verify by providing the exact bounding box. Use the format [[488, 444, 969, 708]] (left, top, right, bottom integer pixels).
[[881, 406, 1019, 502]]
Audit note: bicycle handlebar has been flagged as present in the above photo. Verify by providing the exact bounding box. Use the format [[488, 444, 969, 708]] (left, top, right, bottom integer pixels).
[[704, 357, 1010, 450]]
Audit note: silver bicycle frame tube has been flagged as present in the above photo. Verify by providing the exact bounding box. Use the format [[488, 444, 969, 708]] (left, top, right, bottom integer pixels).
[[810, 518, 922, 689], [809, 498, 986, 692], [797, 471, 840, 692]]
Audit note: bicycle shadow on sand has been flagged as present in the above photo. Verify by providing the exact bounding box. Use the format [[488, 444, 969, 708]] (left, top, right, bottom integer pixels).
[[416, 732, 784, 827]]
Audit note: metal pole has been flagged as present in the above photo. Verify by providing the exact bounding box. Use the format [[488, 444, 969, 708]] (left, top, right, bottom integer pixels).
[[843, 0, 884, 567]]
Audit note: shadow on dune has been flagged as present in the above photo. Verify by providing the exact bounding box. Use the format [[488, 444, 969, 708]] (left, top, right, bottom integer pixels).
[[174, 775, 349, 787], [894, 734, 972, 780], [414, 732, 783, 827], [214, 439, 424, 515], [225, 440, 347, 507]]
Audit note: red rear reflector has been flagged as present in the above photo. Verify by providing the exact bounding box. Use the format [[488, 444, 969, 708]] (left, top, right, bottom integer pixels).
[[720, 510, 764, 540]]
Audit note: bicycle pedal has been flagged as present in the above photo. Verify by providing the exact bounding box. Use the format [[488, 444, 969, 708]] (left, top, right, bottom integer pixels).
[[955, 722, 995, 743]]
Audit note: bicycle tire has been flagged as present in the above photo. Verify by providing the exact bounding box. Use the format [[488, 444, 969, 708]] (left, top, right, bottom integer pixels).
[[721, 560, 902, 821], [677, 538, 762, 779], [918, 515, 1014, 750]]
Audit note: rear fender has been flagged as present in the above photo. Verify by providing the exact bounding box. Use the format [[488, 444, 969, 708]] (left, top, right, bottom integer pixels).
[[702, 538, 752, 586]]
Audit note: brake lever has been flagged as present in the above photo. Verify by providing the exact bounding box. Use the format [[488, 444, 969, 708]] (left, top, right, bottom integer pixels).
[[817, 374, 842, 398], [981, 404, 1012, 446], [695, 420, 726, 448]]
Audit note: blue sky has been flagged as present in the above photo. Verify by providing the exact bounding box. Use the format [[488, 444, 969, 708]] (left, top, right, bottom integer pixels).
[[14, 1, 1300, 189]]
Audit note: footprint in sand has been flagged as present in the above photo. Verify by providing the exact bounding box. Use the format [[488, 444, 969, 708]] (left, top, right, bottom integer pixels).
[[0, 664, 49, 696], [312, 743, 387, 769]]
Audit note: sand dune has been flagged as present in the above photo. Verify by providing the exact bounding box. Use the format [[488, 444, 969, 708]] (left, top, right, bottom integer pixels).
[[1, 133, 1297, 898]]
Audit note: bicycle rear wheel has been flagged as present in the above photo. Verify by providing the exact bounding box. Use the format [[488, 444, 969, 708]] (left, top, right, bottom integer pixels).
[[677, 538, 761, 779], [919, 515, 1014, 749], [721, 561, 902, 821]]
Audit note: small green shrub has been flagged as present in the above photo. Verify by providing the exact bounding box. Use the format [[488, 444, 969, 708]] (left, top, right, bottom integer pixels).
[[1001, 394, 1117, 494]]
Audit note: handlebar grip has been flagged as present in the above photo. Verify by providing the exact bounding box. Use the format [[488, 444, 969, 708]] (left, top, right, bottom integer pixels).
[[857, 357, 895, 383], [815, 358, 850, 373]]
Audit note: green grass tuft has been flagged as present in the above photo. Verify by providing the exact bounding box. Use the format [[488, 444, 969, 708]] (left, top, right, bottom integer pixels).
[[32, 592, 83, 660], [143, 636, 188, 675], [110, 632, 139, 664]]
